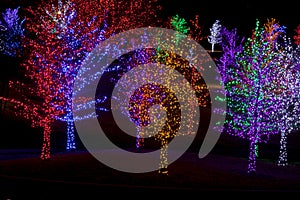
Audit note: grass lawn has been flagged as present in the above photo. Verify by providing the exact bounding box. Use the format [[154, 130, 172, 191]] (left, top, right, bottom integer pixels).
[[1, 146, 300, 199]]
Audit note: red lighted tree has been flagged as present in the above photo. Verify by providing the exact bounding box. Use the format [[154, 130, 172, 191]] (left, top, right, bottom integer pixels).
[[6, 0, 108, 159], [293, 24, 300, 45], [1, 0, 163, 160]]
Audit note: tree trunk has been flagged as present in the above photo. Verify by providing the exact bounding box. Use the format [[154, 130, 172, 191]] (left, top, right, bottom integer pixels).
[[0, 82, 9, 117], [277, 132, 288, 166], [248, 139, 258, 174], [136, 126, 144, 148], [66, 112, 76, 150], [158, 139, 168, 175], [40, 123, 51, 160]]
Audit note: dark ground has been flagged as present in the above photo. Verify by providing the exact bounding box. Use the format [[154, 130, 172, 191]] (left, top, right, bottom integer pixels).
[[0, 147, 300, 199], [0, 109, 300, 199]]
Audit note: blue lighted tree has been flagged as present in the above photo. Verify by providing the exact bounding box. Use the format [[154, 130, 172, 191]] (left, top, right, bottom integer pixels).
[[0, 6, 25, 57]]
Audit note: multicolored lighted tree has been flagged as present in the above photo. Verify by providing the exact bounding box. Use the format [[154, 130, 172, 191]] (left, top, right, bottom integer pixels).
[[1, 0, 163, 159], [218, 18, 287, 173], [0, 0, 109, 159], [105, 14, 210, 174]]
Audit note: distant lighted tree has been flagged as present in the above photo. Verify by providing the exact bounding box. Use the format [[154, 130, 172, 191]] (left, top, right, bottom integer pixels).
[[188, 15, 206, 43], [208, 19, 222, 52], [293, 24, 300, 45], [170, 14, 189, 46], [0, 6, 25, 57]]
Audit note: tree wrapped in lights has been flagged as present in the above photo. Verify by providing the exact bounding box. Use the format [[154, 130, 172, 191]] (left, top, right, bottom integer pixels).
[[100, 0, 162, 38], [188, 15, 206, 44], [273, 33, 300, 166], [153, 15, 210, 174], [0, 6, 25, 57], [208, 19, 222, 52], [0, 0, 109, 160], [0, 22, 6, 52], [220, 18, 286, 173], [106, 15, 210, 174], [214, 25, 244, 133], [217, 26, 245, 84], [293, 24, 300, 45], [170, 14, 189, 46]]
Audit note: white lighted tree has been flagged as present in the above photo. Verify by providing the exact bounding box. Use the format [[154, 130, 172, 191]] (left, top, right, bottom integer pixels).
[[208, 19, 222, 52]]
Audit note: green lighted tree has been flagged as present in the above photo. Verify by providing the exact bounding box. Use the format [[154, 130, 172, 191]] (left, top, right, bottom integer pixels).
[[170, 14, 189, 46]]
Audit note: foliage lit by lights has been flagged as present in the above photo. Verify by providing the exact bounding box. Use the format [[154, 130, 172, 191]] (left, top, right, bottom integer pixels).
[[1, 0, 300, 176], [215, 25, 245, 134], [0, 0, 109, 159], [208, 19, 222, 52], [101, 0, 162, 37], [293, 24, 300, 45], [0, 6, 25, 57], [104, 14, 210, 175], [188, 15, 206, 43], [170, 14, 189, 46], [274, 32, 300, 167], [0, 0, 162, 160], [217, 18, 289, 173]]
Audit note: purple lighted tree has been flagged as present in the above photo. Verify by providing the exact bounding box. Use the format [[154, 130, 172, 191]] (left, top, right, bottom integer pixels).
[[217, 26, 245, 83], [218, 18, 287, 173], [214, 25, 244, 134]]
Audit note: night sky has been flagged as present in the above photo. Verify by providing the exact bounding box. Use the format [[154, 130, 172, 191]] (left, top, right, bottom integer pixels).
[[0, 0, 298, 38]]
